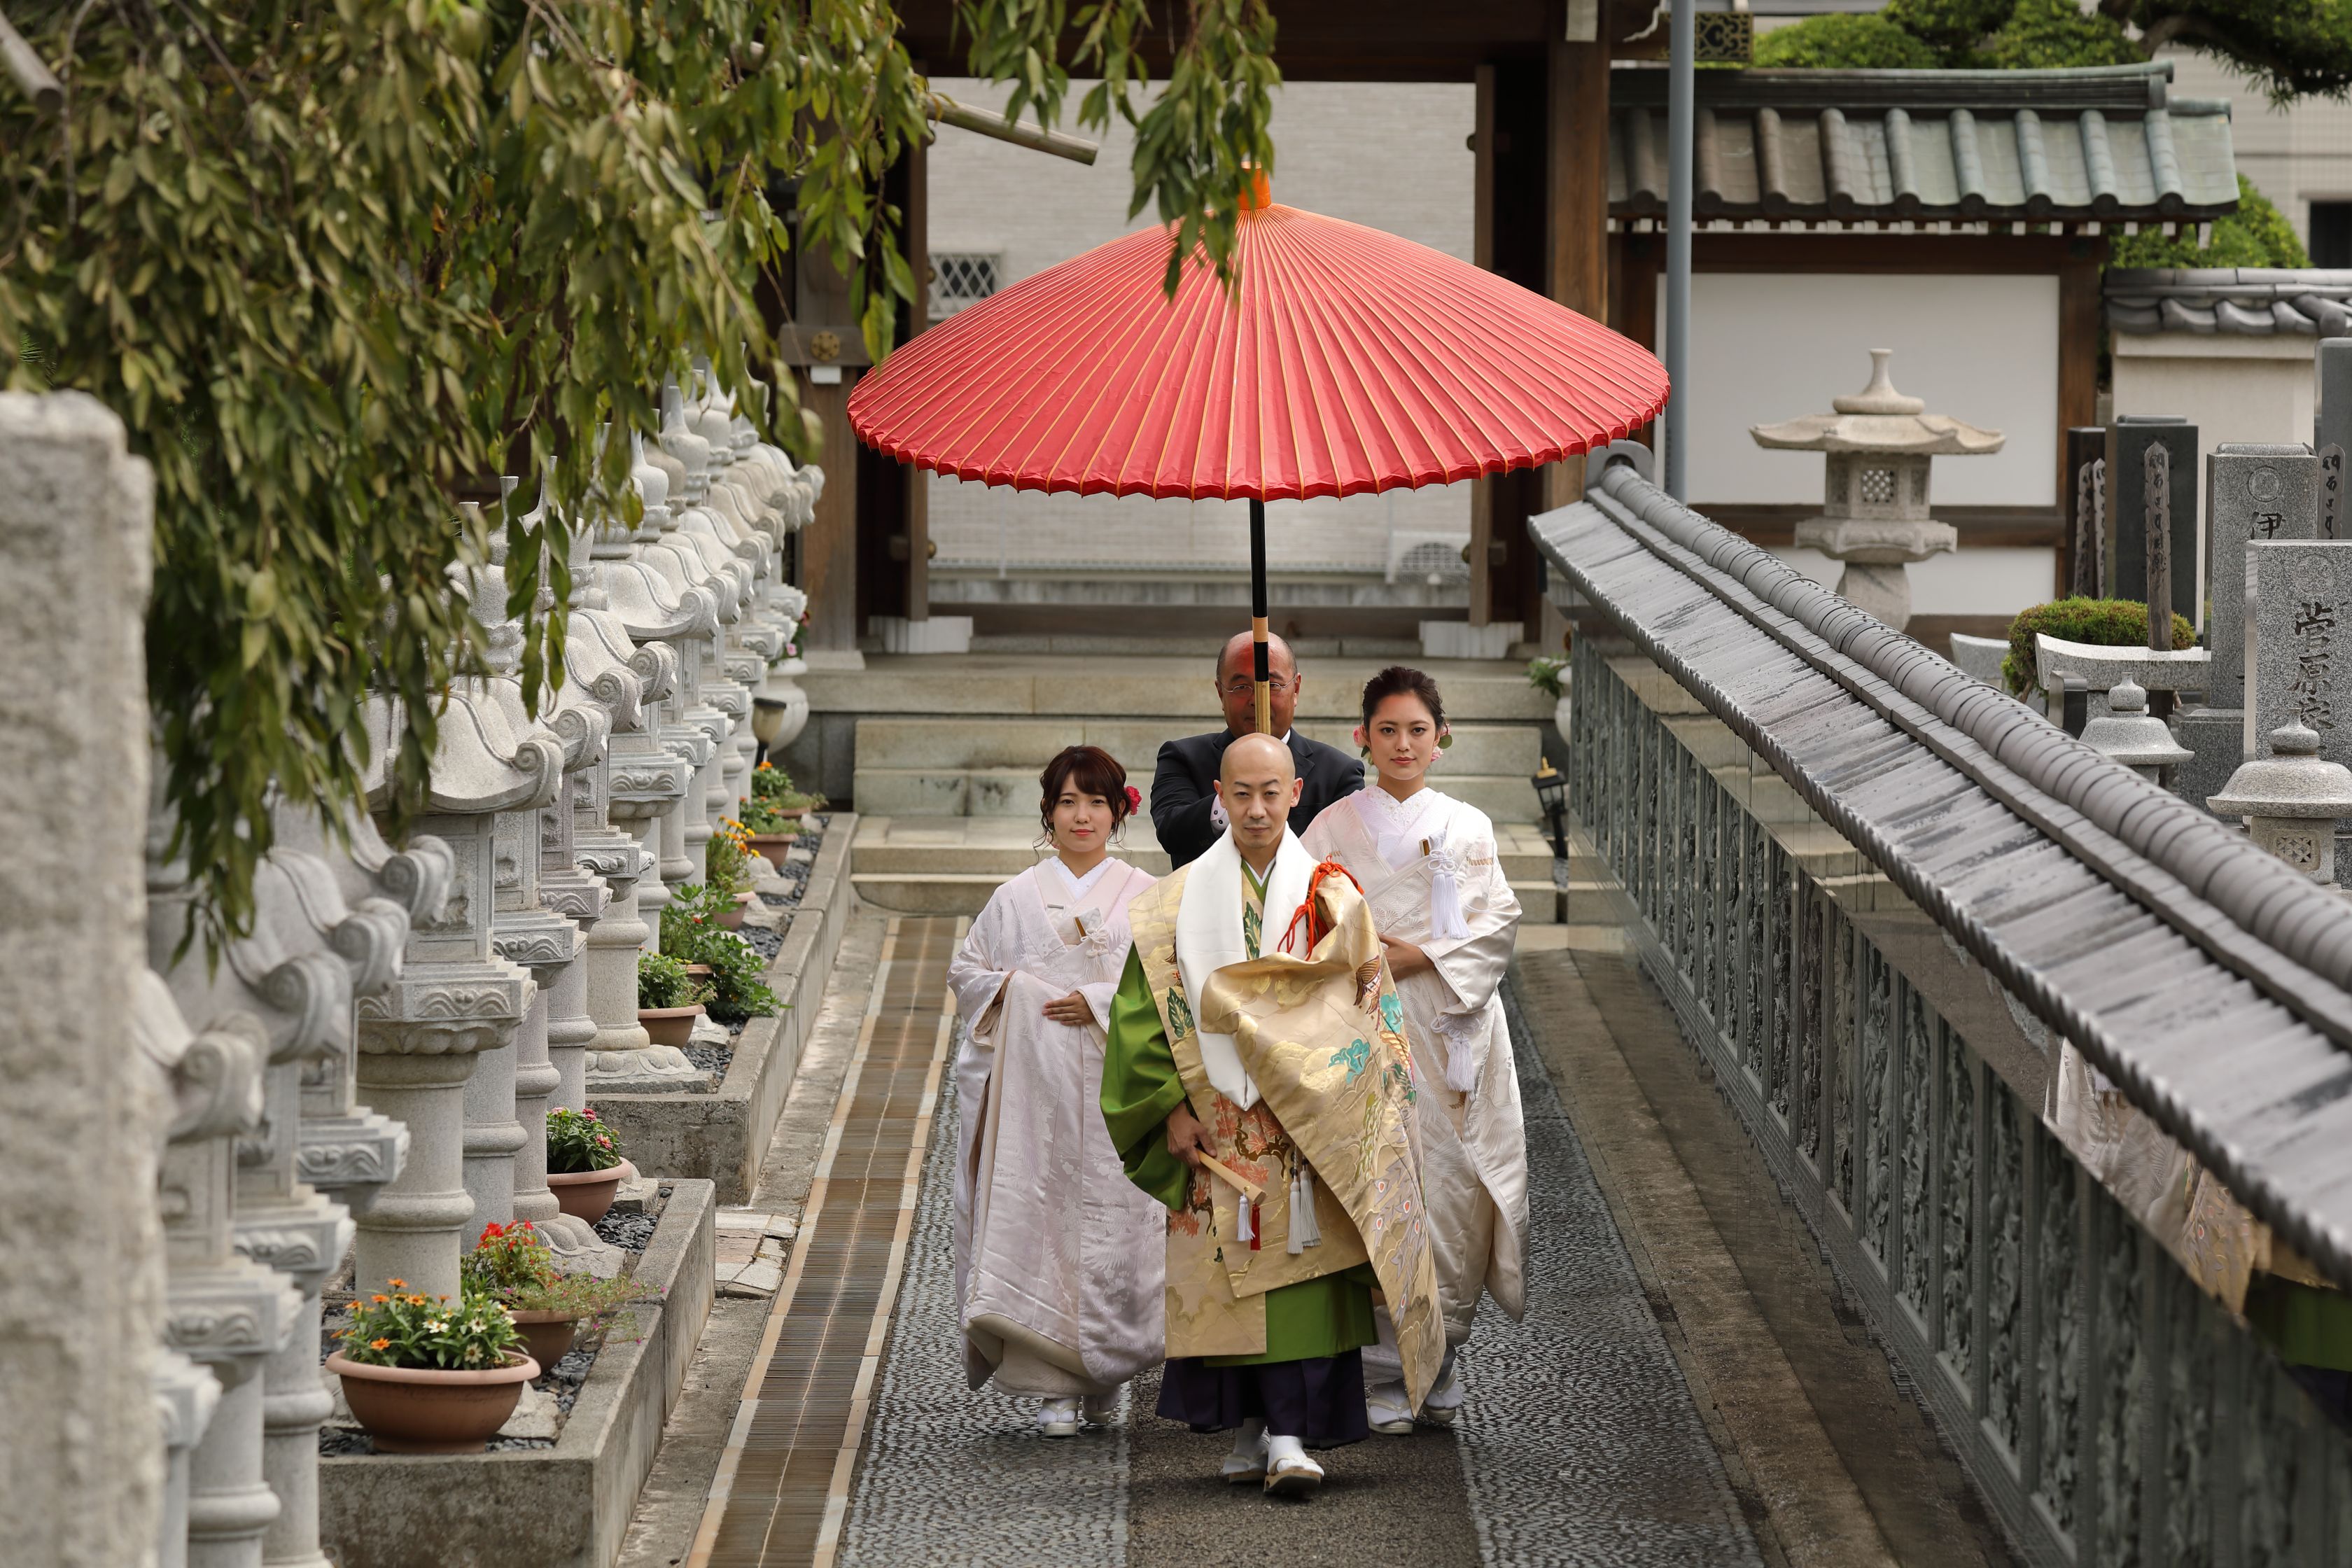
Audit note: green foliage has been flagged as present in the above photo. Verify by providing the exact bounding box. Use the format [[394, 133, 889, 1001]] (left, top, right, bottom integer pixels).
[[463, 1219, 648, 1320], [662, 884, 783, 1023], [1525, 657, 1567, 699], [738, 794, 799, 834], [706, 821, 755, 895], [1880, 0, 2014, 55], [2129, 0, 2352, 104], [547, 1106, 626, 1174], [2110, 175, 2312, 268], [1754, 13, 1943, 69], [1755, 0, 2352, 98], [1979, 0, 2142, 69], [637, 951, 710, 1012], [2001, 598, 2198, 694], [1, 0, 1280, 951], [340, 1282, 522, 1371]]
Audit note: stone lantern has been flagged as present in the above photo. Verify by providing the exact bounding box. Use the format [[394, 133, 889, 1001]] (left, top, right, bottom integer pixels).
[[2080, 680, 2193, 783], [1751, 349, 2003, 631], [2208, 722, 2352, 883]]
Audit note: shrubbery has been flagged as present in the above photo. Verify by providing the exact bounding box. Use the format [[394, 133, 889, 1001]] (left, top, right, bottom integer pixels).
[[2001, 598, 2197, 695]]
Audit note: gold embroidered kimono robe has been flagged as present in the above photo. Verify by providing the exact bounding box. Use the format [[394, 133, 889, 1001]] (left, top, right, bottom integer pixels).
[[1101, 851, 1444, 1403]]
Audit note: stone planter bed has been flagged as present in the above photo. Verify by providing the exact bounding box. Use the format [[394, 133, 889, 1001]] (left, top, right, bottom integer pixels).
[[590, 813, 855, 1205], [317, 1178, 716, 1568]]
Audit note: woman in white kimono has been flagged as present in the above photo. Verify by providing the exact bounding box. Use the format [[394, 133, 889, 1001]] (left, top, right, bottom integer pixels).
[[1300, 666, 1529, 1434], [948, 744, 1168, 1436]]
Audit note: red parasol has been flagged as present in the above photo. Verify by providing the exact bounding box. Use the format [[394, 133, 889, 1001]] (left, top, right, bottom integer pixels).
[[848, 176, 1667, 727]]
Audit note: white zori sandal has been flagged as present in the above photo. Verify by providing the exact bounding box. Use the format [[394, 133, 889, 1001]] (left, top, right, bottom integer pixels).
[[1262, 1434, 1324, 1497], [1037, 1397, 1082, 1438], [1219, 1419, 1268, 1483]]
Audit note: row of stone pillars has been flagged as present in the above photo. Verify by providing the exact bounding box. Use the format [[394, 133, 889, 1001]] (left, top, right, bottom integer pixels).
[[0, 362, 818, 1568]]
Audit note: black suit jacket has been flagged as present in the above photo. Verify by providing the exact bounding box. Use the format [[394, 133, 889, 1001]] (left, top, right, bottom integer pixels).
[[1149, 729, 1367, 869]]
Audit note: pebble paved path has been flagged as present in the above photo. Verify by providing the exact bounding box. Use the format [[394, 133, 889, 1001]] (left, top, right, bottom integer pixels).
[[836, 981, 1762, 1567]]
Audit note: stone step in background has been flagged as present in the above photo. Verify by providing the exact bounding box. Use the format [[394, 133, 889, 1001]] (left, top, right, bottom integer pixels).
[[848, 816, 1569, 921]]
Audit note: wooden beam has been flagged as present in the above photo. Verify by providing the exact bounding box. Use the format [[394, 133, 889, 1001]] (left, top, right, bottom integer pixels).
[[799, 371, 860, 650], [904, 127, 931, 622], [1471, 63, 1498, 629], [2057, 236, 2107, 598], [1547, 22, 1609, 517]]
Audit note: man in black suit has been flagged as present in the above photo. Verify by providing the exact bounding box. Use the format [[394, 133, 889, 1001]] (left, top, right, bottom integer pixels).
[[1151, 631, 1366, 868]]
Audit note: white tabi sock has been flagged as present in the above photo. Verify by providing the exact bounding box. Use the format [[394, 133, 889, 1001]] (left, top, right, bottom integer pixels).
[[1228, 1418, 1266, 1459], [1266, 1434, 1312, 1468]]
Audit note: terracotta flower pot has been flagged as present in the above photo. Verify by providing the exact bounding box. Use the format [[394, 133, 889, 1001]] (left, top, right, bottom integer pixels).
[[326, 1351, 540, 1455], [507, 1309, 578, 1370], [718, 890, 757, 929], [637, 1003, 704, 1047], [547, 1158, 634, 1224], [746, 831, 798, 872]]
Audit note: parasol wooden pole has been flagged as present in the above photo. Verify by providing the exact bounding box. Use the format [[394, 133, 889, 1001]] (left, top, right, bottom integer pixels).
[[1249, 498, 1272, 733]]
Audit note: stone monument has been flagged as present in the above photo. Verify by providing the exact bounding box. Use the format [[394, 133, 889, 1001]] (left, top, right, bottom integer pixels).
[[2247, 540, 2352, 880], [1749, 348, 2003, 631], [2106, 416, 2200, 628], [2178, 444, 2320, 811]]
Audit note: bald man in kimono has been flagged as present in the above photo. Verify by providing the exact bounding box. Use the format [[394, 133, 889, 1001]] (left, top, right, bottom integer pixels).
[[1101, 733, 1441, 1497]]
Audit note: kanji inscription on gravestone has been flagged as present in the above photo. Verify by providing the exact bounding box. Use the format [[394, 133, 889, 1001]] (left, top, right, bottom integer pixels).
[[2207, 444, 2318, 708], [2249, 542, 2352, 766], [2322, 444, 2343, 540]]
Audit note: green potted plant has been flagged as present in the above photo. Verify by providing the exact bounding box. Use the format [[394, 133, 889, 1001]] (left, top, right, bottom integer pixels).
[[662, 888, 783, 1026], [546, 1106, 634, 1224], [637, 950, 710, 1047], [462, 1220, 645, 1368], [323, 1280, 535, 1453], [1527, 650, 1572, 738], [707, 820, 759, 923]]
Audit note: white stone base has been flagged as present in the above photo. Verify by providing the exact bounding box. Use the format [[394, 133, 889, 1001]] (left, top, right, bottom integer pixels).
[[584, 1043, 708, 1093], [800, 648, 868, 671], [1948, 632, 2009, 687], [1420, 620, 1522, 661], [870, 615, 974, 655]]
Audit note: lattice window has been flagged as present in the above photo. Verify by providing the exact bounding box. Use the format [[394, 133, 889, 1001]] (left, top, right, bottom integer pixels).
[[929, 253, 1001, 319], [1861, 467, 1896, 505]]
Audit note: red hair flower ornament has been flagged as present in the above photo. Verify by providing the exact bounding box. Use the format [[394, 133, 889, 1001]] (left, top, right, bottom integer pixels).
[[1124, 785, 1142, 812]]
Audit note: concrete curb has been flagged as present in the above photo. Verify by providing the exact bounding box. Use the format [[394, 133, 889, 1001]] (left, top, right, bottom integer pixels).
[[320, 1178, 719, 1568], [592, 816, 860, 1203]]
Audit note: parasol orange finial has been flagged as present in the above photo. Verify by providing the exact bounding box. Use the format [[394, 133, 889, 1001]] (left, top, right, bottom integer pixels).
[[1238, 165, 1271, 213]]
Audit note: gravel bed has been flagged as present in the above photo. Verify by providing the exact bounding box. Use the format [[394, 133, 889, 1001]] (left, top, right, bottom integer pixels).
[[683, 1042, 732, 1075], [317, 1188, 668, 1456], [755, 813, 827, 912]]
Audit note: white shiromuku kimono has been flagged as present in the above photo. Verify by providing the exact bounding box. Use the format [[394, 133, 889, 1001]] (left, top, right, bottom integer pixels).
[[1301, 786, 1529, 1340], [948, 856, 1168, 1396]]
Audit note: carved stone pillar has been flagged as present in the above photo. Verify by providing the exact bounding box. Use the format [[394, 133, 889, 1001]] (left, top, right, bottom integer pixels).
[[143, 982, 295, 1568], [147, 794, 414, 1568], [155, 1350, 223, 1568], [352, 690, 556, 1298]]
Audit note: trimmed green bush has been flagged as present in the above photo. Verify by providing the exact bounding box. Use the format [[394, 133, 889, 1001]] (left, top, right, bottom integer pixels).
[[2002, 598, 2197, 695], [1754, 13, 1942, 69]]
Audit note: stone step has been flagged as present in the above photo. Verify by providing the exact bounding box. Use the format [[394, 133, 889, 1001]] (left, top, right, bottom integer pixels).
[[848, 716, 1541, 776], [848, 816, 1567, 921], [853, 765, 1550, 825]]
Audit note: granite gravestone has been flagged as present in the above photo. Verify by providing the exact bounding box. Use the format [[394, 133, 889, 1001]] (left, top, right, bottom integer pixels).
[[2207, 444, 2319, 708], [2108, 416, 2200, 627], [2248, 542, 2352, 769]]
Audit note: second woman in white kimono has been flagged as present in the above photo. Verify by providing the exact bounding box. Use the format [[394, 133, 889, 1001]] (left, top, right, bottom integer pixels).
[[1300, 666, 1529, 1434], [948, 744, 1168, 1436]]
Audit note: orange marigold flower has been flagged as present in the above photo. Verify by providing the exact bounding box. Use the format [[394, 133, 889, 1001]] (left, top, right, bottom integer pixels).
[[369, 1338, 392, 1352], [371, 1294, 389, 1304], [386, 1278, 407, 1289]]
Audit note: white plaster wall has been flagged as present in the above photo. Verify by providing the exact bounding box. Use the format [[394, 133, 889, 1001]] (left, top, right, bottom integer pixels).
[[1657, 271, 2059, 509], [1770, 546, 2056, 617], [2110, 338, 2316, 452], [923, 79, 1476, 569]]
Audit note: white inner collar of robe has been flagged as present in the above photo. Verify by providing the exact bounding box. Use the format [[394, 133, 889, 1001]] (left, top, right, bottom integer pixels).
[[1175, 827, 1314, 1110], [1351, 786, 1471, 940], [1046, 853, 1115, 904]]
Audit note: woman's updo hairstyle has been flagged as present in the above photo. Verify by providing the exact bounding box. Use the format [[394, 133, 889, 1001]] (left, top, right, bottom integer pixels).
[[1037, 745, 1133, 838], [1359, 665, 1447, 732]]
